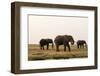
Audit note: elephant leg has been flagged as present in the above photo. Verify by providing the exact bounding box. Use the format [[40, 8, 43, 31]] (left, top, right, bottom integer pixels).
[[56, 45, 59, 51], [82, 44, 84, 48], [80, 45, 81, 48], [83, 45, 84, 48], [43, 46, 44, 50], [64, 45, 66, 51], [81, 45, 83, 48], [67, 43, 71, 52], [79, 45, 81, 48], [77, 44, 79, 48], [82, 45, 83, 48], [47, 44, 49, 50], [85, 44, 87, 48]]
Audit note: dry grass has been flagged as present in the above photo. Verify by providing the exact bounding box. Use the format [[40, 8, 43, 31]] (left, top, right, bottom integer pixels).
[[28, 44, 88, 61]]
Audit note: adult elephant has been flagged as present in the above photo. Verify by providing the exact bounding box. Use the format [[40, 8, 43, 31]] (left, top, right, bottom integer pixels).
[[77, 40, 87, 48], [54, 35, 74, 51], [39, 39, 54, 50]]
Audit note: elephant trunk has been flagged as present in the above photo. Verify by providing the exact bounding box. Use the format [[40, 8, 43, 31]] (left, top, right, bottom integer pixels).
[[85, 42, 87, 48]]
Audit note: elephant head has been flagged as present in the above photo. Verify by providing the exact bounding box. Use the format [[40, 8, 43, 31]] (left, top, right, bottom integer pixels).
[[46, 39, 54, 48], [64, 35, 74, 45]]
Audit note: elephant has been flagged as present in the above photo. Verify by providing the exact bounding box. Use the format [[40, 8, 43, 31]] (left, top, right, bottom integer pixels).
[[39, 39, 54, 50], [54, 35, 74, 51], [77, 40, 87, 48]]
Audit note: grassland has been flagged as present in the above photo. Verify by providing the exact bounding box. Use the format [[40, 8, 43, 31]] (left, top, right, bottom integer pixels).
[[28, 44, 88, 61]]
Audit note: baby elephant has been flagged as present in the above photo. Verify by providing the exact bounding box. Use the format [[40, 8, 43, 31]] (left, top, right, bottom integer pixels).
[[77, 40, 87, 48], [39, 39, 54, 50]]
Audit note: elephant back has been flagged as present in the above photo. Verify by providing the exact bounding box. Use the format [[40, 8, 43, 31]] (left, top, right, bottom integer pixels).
[[40, 39, 47, 45], [46, 39, 53, 43], [77, 40, 86, 44], [54, 35, 64, 43]]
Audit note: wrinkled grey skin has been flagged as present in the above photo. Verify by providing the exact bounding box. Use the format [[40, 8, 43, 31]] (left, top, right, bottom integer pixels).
[[77, 40, 87, 48], [40, 39, 54, 50], [54, 35, 74, 51]]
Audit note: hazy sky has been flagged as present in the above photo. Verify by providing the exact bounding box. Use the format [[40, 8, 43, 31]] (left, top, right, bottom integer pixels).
[[28, 15, 88, 44]]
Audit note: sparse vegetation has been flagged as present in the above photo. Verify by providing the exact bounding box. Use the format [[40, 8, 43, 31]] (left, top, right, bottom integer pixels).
[[28, 44, 88, 61]]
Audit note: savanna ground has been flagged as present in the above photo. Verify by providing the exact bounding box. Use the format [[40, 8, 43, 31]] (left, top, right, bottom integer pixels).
[[28, 44, 88, 61]]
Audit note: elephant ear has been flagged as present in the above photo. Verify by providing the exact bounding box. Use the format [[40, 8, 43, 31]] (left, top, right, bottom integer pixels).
[[65, 35, 74, 41], [69, 35, 73, 40], [63, 35, 69, 42]]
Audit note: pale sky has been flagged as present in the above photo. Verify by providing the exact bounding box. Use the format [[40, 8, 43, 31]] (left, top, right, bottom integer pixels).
[[28, 15, 88, 44]]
